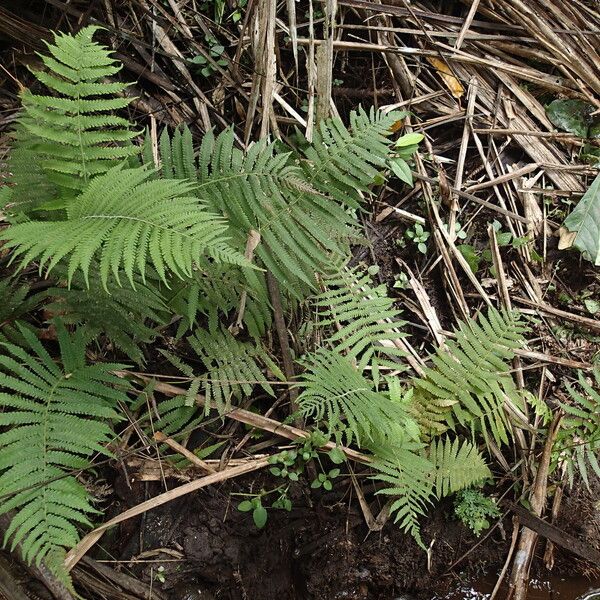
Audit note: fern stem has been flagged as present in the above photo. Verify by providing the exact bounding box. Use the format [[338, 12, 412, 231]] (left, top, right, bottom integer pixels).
[[265, 272, 301, 425]]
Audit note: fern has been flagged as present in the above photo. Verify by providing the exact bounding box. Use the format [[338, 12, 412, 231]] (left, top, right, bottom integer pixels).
[[0, 321, 129, 585], [301, 107, 398, 208], [314, 265, 407, 380], [40, 268, 168, 363], [163, 327, 279, 415], [0, 278, 42, 344], [1, 165, 249, 289], [370, 443, 434, 547], [428, 437, 490, 498], [372, 437, 490, 546], [149, 112, 399, 297], [164, 262, 272, 339], [556, 368, 600, 488], [412, 308, 527, 445], [13, 26, 137, 199], [297, 349, 411, 447]]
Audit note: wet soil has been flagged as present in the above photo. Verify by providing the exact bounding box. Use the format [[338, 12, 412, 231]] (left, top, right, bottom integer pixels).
[[85, 466, 600, 600]]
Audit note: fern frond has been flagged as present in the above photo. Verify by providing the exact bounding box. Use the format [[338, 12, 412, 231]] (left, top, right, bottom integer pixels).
[[315, 265, 407, 379], [40, 268, 168, 363], [297, 349, 410, 447], [428, 437, 490, 498], [556, 368, 600, 488], [164, 327, 278, 415], [302, 106, 399, 207], [1, 126, 59, 215], [152, 113, 399, 296], [0, 321, 130, 585], [14, 26, 138, 196], [370, 443, 434, 548], [412, 308, 528, 445], [1, 165, 249, 290]]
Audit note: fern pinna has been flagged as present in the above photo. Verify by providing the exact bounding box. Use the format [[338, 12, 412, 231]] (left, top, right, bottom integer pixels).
[[0, 322, 129, 586], [411, 308, 528, 444]]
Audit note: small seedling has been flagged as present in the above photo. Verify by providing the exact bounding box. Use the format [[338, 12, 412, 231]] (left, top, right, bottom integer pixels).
[[190, 35, 229, 78], [269, 449, 301, 481], [405, 223, 430, 254], [310, 468, 340, 491], [154, 565, 166, 584], [454, 488, 500, 536], [238, 495, 268, 528], [393, 271, 410, 289], [443, 221, 468, 240]]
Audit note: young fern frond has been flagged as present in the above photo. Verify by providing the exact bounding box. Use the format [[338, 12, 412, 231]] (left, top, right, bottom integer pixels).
[[371, 437, 489, 546], [297, 349, 410, 447], [1, 165, 249, 290], [165, 262, 272, 339], [0, 322, 130, 586], [314, 265, 407, 380], [163, 327, 279, 415], [556, 368, 600, 488], [0, 127, 59, 215], [370, 444, 434, 547], [15, 26, 138, 198], [412, 308, 527, 445]]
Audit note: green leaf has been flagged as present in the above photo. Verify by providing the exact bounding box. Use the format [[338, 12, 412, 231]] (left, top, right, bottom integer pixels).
[[496, 232, 512, 246], [253, 505, 268, 528], [238, 500, 253, 512], [584, 299, 600, 315], [390, 158, 413, 185], [328, 447, 345, 464], [563, 173, 600, 265], [546, 99, 596, 138], [457, 244, 480, 274], [395, 133, 424, 147]]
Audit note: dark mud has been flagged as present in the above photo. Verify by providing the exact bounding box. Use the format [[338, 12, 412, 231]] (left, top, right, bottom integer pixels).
[[87, 468, 600, 600]]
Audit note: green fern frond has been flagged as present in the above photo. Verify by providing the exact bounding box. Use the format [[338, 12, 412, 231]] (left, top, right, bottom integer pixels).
[[315, 265, 407, 379], [1, 165, 249, 290], [428, 437, 490, 498], [15, 26, 138, 197], [412, 308, 528, 445], [0, 321, 130, 585], [556, 368, 600, 488], [302, 107, 399, 207], [151, 113, 399, 296], [1, 127, 59, 215], [164, 327, 278, 415], [40, 268, 168, 363], [297, 349, 410, 447], [0, 278, 43, 344], [370, 443, 433, 548]]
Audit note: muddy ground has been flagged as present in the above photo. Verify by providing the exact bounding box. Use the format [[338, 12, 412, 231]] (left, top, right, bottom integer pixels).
[[57, 467, 597, 600]]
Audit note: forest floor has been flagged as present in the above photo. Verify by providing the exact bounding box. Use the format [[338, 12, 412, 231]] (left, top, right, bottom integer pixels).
[[1, 0, 600, 599]]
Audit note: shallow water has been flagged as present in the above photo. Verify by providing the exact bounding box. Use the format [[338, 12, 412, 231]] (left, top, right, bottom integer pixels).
[[441, 575, 600, 599]]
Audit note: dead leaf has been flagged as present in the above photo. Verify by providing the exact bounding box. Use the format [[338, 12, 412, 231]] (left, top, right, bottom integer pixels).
[[558, 226, 577, 250], [426, 57, 464, 99]]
